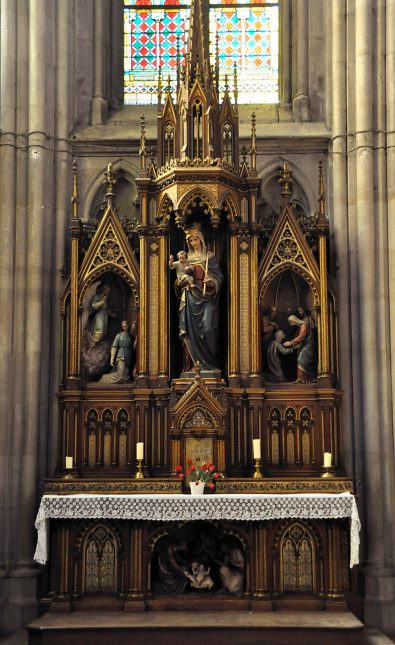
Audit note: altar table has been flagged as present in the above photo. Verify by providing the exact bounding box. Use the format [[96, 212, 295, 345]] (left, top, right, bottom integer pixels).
[[34, 492, 360, 567]]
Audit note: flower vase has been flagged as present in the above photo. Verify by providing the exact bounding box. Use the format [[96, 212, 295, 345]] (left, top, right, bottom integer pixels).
[[189, 480, 205, 496]]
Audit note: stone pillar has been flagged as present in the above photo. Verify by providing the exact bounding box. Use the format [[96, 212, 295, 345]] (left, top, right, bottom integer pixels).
[[292, 0, 310, 121], [279, 0, 292, 109], [90, 0, 109, 124], [361, 0, 395, 631], [353, 0, 382, 553], [330, 0, 354, 478], [0, 0, 59, 633], [0, 1, 18, 631], [49, 0, 73, 473]]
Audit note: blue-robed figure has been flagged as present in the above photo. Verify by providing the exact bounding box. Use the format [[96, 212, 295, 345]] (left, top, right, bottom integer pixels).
[[173, 225, 223, 372]]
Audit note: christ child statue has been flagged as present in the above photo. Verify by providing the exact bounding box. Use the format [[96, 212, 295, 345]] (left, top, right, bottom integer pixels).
[[169, 250, 195, 288]]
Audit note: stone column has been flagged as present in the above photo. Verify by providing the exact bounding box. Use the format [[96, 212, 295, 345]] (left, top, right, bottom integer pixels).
[[386, 11, 395, 612], [279, 0, 292, 109], [386, 22, 395, 620], [362, 0, 395, 631], [0, 1, 17, 625], [49, 0, 73, 473], [91, 0, 109, 124], [0, 0, 58, 633], [292, 0, 310, 121], [330, 0, 354, 478], [10, 5, 29, 616], [388, 4, 395, 424]]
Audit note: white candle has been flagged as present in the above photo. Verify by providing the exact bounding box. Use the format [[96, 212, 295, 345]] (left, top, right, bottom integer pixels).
[[253, 439, 261, 460], [107, 162, 112, 173], [323, 452, 332, 467], [136, 442, 144, 461], [65, 456, 73, 469]]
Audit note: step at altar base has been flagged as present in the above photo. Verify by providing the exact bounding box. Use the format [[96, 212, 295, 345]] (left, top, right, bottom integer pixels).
[[28, 610, 364, 645]]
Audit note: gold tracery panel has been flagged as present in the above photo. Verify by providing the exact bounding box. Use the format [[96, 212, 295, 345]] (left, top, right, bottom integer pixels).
[[82, 524, 119, 594], [280, 523, 315, 593]]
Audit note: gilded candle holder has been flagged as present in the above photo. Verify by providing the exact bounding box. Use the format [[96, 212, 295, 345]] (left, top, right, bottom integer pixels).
[[63, 468, 77, 480], [252, 458, 264, 479], [321, 465, 335, 478], [135, 459, 144, 479]]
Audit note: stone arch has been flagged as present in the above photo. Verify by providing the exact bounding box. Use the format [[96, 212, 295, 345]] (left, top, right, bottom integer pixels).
[[259, 157, 316, 216], [83, 159, 139, 222]]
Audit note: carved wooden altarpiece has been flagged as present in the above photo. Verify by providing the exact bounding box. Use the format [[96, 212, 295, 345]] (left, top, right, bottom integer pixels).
[[40, 0, 356, 618]]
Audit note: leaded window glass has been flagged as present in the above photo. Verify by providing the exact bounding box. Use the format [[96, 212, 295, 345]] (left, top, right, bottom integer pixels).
[[124, 0, 278, 105]]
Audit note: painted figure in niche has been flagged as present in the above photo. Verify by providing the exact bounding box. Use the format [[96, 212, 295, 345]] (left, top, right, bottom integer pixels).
[[98, 320, 136, 384], [284, 315, 316, 383], [152, 523, 245, 596], [90, 284, 117, 343], [81, 279, 136, 381], [81, 283, 116, 379], [218, 538, 245, 596], [297, 306, 316, 330], [261, 306, 279, 368], [173, 224, 223, 372], [169, 250, 195, 288], [265, 330, 294, 383], [185, 562, 214, 590], [156, 539, 190, 595]]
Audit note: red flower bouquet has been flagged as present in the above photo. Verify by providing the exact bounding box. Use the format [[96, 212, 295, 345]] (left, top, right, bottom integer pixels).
[[177, 459, 222, 490]]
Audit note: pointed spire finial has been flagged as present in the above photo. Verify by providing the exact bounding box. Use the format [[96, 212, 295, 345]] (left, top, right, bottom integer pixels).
[[139, 114, 147, 172], [241, 145, 248, 165], [157, 66, 162, 108], [224, 74, 229, 94], [318, 159, 325, 216], [233, 61, 238, 106], [278, 162, 294, 207], [215, 31, 220, 93], [71, 159, 79, 217], [149, 145, 155, 168], [104, 162, 117, 205], [195, 361, 202, 382], [250, 112, 257, 173], [317, 159, 329, 232], [176, 35, 181, 94]]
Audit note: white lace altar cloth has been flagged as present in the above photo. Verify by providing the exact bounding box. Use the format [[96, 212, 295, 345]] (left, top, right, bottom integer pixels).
[[34, 492, 360, 567]]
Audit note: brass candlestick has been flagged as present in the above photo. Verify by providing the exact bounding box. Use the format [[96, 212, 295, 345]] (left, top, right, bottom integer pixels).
[[63, 468, 76, 480], [321, 465, 335, 478], [252, 458, 263, 479], [135, 459, 144, 479]]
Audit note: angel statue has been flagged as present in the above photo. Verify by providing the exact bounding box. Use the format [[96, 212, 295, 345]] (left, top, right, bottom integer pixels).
[[172, 224, 223, 373]]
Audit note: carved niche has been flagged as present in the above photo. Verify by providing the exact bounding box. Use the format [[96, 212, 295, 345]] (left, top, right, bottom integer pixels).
[[169, 377, 227, 473]]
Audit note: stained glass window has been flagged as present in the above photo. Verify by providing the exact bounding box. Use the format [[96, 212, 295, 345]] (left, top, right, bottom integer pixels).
[[124, 0, 278, 105], [209, 2, 278, 104]]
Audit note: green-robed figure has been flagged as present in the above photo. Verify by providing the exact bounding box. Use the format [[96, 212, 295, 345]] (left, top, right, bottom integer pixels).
[[172, 224, 223, 372]]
